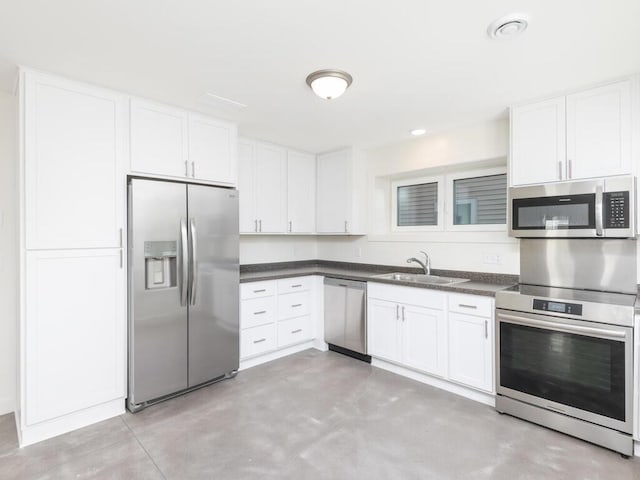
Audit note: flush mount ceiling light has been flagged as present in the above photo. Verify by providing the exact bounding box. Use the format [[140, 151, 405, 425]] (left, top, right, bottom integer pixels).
[[487, 14, 529, 40], [410, 128, 427, 136], [306, 69, 353, 100]]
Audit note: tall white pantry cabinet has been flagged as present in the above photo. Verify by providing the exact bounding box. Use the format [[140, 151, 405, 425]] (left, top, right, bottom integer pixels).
[[18, 70, 127, 446]]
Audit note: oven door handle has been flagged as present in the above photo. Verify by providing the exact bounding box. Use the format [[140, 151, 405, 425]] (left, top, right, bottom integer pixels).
[[497, 312, 627, 340]]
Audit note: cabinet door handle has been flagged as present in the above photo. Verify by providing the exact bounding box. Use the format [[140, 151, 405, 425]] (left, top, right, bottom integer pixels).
[[253, 289, 266, 293], [291, 329, 302, 334], [484, 320, 488, 339], [396, 304, 399, 320], [291, 303, 302, 308], [344, 220, 349, 233], [253, 310, 267, 315], [191, 161, 196, 178], [291, 284, 302, 288], [119, 249, 123, 269], [458, 304, 478, 309], [259, 219, 262, 232], [185, 160, 189, 177], [557, 161, 562, 180], [254, 219, 258, 232], [119, 228, 123, 247], [289, 221, 292, 233], [567, 159, 572, 179], [402, 305, 405, 322], [253, 338, 266, 344]]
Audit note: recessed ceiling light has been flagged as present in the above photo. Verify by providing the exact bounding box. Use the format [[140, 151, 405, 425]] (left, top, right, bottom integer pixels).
[[410, 128, 427, 136], [487, 14, 529, 40], [306, 69, 353, 100]]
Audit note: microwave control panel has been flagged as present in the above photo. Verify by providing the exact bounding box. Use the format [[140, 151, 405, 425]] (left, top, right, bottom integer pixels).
[[603, 191, 629, 229]]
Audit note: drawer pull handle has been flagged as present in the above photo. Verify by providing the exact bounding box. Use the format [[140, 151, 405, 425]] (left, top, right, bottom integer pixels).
[[253, 289, 266, 293], [458, 304, 478, 309], [253, 338, 266, 344], [291, 329, 302, 334], [253, 310, 267, 315], [291, 284, 303, 288], [291, 304, 302, 308]]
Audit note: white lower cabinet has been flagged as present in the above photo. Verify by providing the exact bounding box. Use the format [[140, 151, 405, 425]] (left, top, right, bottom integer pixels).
[[368, 283, 494, 395], [240, 276, 316, 360], [368, 285, 447, 378], [24, 249, 125, 426]]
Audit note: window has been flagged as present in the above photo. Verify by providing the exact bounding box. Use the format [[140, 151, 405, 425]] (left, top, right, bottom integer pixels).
[[453, 173, 507, 225], [391, 176, 444, 231], [390, 168, 507, 232], [397, 182, 438, 226]]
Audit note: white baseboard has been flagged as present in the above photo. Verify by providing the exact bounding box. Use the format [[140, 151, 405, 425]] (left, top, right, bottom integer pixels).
[[239, 341, 317, 371], [371, 358, 495, 407], [18, 398, 124, 447]]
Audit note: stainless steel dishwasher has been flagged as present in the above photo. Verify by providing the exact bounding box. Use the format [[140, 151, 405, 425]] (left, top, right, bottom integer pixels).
[[324, 277, 370, 362]]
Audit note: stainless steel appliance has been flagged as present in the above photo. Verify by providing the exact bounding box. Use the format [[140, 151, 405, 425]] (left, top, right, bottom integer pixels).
[[127, 178, 239, 412], [508, 175, 635, 238], [324, 278, 370, 362], [496, 239, 637, 456]]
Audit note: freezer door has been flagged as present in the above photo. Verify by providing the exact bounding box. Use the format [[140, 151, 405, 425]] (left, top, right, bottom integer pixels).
[[129, 179, 188, 405], [187, 184, 239, 386]]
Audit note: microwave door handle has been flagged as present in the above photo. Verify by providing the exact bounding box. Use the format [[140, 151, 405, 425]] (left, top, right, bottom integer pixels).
[[595, 185, 604, 237], [497, 312, 627, 341], [179, 217, 189, 307]]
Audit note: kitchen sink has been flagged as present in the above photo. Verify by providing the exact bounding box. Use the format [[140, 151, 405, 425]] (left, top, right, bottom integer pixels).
[[373, 272, 470, 285]]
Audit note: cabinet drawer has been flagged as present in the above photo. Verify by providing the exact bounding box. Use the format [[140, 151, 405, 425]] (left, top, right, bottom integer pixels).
[[241, 323, 277, 359], [278, 291, 310, 319], [241, 296, 276, 329], [367, 282, 446, 310], [448, 293, 493, 318], [241, 280, 276, 300], [277, 276, 311, 294], [277, 316, 312, 348]]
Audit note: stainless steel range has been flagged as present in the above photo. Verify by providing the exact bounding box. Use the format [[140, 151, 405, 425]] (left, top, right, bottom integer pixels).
[[495, 238, 637, 456]]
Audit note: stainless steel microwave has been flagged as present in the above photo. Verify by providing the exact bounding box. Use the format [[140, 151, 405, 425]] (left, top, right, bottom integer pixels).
[[508, 175, 636, 238]]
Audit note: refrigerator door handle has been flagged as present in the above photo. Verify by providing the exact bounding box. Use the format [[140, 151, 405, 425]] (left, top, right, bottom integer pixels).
[[189, 218, 198, 306], [179, 217, 189, 307]]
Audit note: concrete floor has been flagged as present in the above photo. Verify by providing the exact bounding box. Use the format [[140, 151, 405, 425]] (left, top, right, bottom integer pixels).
[[1, 349, 639, 479]]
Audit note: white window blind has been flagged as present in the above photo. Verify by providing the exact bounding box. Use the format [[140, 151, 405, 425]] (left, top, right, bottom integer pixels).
[[453, 174, 506, 225], [397, 182, 438, 226]]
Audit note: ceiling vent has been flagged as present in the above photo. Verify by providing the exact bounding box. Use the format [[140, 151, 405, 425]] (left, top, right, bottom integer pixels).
[[487, 14, 529, 40]]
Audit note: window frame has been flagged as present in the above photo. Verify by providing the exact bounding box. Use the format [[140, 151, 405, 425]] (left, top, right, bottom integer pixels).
[[445, 167, 508, 232], [391, 175, 445, 232]]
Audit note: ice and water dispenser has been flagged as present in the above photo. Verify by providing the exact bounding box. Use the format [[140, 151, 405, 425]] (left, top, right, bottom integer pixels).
[[144, 241, 177, 290]]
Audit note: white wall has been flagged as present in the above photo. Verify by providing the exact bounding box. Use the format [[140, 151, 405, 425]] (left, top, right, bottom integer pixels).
[[317, 119, 520, 274], [240, 235, 318, 264], [0, 91, 17, 414]]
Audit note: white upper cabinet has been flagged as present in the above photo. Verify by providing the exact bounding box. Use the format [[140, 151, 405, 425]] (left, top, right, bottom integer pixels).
[[566, 81, 632, 180], [287, 150, 316, 233], [316, 148, 366, 234], [188, 113, 237, 184], [130, 99, 189, 178], [510, 97, 566, 186], [238, 139, 287, 233], [24, 72, 125, 250], [510, 77, 636, 186], [238, 140, 257, 233], [130, 99, 237, 185]]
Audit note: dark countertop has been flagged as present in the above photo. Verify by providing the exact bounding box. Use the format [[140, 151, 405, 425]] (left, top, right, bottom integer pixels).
[[240, 260, 519, 298]]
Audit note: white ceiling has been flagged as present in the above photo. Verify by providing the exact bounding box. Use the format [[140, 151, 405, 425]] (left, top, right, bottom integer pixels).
[[0, 0, 639, 153]]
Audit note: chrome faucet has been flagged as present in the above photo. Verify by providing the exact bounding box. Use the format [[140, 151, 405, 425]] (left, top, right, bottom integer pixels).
[[407, 251, 430, 275]]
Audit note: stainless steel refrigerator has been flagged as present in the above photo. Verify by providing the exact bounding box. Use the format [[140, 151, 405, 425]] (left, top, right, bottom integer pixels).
[[127, 178, 239, 412]]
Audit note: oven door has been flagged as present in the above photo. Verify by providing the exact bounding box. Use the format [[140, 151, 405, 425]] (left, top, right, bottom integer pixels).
[[496, 309, 633, 434]]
